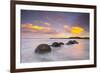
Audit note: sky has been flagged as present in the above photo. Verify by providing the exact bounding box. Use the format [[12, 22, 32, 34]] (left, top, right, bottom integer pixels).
[[21, 10, 90, 38]]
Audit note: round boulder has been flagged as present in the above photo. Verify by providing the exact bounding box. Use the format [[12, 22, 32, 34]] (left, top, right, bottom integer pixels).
[[73, 40, 78, 44], [35, 44, 51, 54], [59, 42, 64, 45], [51, 42, 61, 47], [66, 40, 78, 45]]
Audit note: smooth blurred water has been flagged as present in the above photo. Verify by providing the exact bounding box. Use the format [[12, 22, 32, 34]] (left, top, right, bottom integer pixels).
[[20, 39, 89, 63]]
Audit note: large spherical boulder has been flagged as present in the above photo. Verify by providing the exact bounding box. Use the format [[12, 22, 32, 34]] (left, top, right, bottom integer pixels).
[[51, 42, 61, 47], [35, 44, 51, 54]]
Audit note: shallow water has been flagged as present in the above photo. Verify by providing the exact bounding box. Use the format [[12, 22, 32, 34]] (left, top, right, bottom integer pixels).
[[21, 39, 89, 63]]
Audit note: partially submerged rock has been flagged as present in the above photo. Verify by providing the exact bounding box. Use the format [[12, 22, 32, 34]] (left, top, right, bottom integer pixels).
[[51, 42, 64, 47], [35, 44, 51, 54], [66, 40, 78, 45], [59, 42, 64, 45], [51, 42, 61, 47]]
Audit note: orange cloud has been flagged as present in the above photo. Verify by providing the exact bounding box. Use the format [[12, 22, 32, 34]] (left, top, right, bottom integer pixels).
[[31, 25, 43, 30], [22, 23, 56, 34], [71, 27, 84, 34], [43, 27, 52, 32], [22, 24, 44, 30], [22, 24, 32, 28]]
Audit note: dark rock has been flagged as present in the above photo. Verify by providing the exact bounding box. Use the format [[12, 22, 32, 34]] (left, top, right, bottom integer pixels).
[[66, 40, 79, 45], [51, 42, 61, 47], [59, 42, 64, 45], [35, 44, 51, 54], [73, 40, 78, 44]]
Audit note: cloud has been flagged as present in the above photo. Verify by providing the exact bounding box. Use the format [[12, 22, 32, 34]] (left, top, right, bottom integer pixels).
[[43, 22, 51, 26], [64, 25, 68, 28], [22, 24, 43, 30], [71, 27, 84, 34], [63, 25, 71, 33], [48, 32, 70, 38], [21, 23, 56, 34], [22, 23, 87, 38], [63, 25, 84, 34], [22, 24, 37, 33], [42, 27, 55, 34]]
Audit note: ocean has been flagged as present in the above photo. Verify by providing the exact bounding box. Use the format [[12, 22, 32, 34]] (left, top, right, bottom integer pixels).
[[20, 38, 89, 63]]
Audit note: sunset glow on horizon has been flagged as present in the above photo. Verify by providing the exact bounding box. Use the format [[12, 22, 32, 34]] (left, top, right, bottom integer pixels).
[[21, 10, 89, 38]]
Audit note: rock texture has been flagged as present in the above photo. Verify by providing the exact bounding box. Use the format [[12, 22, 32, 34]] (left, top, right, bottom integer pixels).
[[59, 42, 64, 45], [35, 44, 51, 54], [51, 42, 64, 47], [66, 40, 78, 45]]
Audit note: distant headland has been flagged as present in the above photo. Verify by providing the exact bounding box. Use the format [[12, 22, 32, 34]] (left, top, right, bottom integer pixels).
[[50, 37, 89, 39]]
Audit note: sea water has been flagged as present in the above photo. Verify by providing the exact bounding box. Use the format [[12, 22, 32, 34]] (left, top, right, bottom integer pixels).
[[21, 39, 89, 63]]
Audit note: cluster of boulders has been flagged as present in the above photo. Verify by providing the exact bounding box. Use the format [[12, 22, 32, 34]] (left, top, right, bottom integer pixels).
[[35, 40, 79, 54]]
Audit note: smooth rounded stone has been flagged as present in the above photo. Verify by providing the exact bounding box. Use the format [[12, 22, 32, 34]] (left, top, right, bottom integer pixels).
[[51, 42, 61, 47], [35, 44, 51, 54], [66, 40, 79, 45], [59, 42, 64, 45], [72, 40, 78, 44]]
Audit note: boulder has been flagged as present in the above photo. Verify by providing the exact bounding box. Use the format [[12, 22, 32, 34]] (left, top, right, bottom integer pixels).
[[66, 40, 78, 45], [35, 44, 51, 54], [73, 40, 78, 44], [59, 42, 64, 45], [51, 42, 62, 47]]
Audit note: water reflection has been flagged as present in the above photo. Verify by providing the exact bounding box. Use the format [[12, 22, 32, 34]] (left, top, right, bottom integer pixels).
[[21, 39, 89, 63]]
